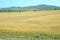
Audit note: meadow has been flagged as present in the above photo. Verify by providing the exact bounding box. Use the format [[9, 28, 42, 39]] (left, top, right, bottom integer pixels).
[[0, 10, 60, 40]]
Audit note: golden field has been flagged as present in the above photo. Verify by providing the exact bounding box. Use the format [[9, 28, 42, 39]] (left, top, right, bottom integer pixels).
[[0, 10, 60, 36]]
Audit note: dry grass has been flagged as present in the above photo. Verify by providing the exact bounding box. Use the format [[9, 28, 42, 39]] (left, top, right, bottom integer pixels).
[[0, 10, 60, 36]]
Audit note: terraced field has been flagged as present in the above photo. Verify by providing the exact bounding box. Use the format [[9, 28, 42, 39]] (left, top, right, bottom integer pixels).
[[0, 10, 60, 40]]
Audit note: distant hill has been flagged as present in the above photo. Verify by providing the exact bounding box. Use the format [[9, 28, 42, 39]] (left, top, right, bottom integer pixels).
[[0, 4, 60, 12]]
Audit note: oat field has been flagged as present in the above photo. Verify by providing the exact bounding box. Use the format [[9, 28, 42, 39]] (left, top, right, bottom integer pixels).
[[0, 10, 60, 40]]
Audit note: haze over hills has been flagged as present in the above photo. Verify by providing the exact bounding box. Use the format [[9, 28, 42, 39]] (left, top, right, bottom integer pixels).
[[0, 4, 60, 12]]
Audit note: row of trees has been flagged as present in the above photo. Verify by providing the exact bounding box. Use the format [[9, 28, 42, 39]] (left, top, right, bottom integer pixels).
[[0, 10, 22, 12], [0, 8, 59, 12]]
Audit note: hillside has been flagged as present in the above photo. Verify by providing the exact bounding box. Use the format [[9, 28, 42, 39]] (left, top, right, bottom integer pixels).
[[0, 10, 60, 34], [0, 10, 60, 40], [0, 4, 60, 12]]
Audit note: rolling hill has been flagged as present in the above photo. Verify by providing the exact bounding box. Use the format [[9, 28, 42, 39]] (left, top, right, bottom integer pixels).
[[0, 10, 60, 40], [0, 4, 60, 12], [0, 10, 60, 35]]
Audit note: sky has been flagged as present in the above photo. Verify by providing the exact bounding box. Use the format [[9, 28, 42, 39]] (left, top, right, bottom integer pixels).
[[0, 0, 60, 8]]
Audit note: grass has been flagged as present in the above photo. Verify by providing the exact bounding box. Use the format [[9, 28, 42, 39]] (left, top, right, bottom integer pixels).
[[0, 10, 60, 40]]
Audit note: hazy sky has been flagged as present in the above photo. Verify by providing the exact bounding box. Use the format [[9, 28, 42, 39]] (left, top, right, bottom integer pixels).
[[0, 0, 60, 8]]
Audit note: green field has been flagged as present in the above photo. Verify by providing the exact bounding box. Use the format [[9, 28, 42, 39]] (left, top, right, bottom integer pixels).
[[0, 10, 60, 40]]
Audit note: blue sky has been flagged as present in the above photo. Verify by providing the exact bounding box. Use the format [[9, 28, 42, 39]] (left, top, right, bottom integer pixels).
[[0, 0, 60, 8]]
